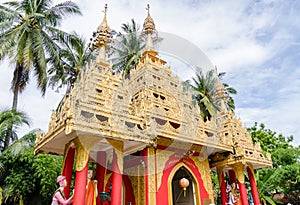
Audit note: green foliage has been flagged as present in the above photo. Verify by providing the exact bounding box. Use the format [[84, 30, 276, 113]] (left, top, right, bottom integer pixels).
[[33, 153, 63, 202], [218, 72, 237, 112], [0, 133, 62, 204], [188, 69, 237, 121], [271, 147, 300, 168], [0, 109, 30, 152], [48, 32, 94, 94], [247, 122, 293, 154], [190, 69, 217, 121], [210, 172, 221, 203], [248, 122, 300, 204], [111, 19, 145, 77]]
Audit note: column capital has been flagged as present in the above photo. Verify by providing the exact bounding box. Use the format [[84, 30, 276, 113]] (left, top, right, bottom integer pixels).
[[216, 166, 225, 186], [106, 138, 124, 151], [230, 163, 245, 183]]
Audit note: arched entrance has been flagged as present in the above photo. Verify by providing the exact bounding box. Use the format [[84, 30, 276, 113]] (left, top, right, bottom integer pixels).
[[172, 166, 195, 205]]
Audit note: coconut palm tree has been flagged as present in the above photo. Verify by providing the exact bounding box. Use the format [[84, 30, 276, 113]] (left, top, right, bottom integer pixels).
[[48, 33, 94, 94], [111, 19, 145, 77], [0, 0, 81, 110], [190, 69, 217, 121], [218, 72, 237, 112], [0, 109, 30, 152], [188, 69, 237, 121]]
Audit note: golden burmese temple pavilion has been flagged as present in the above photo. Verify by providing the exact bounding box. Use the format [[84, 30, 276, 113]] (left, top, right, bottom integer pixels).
[[34, 5, 272, 205]]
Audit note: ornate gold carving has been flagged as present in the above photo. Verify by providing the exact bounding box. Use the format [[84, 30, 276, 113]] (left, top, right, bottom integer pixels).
[[127, 166, 145, 205], [191, 156, 214, 202], [107, 139, 124, 174], [156, 149, 174, 190], [74, 138, 89, 171], [73, 136, 101, 171], [104, 173, 112, 191], [148, 147, 156, 193], [142, 4, 155, 34], [230, 163, 245, 184], [92, 4, 112, 49]]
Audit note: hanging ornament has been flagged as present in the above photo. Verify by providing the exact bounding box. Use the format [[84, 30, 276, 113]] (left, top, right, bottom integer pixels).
[[179, 177, 189, 197]]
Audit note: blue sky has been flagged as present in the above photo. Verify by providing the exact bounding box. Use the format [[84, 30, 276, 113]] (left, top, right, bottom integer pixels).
[[0, 0, 299, 145]]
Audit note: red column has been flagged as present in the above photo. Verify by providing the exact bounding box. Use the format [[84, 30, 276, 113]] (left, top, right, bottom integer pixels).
[[220, 171, 227, 205], [228, 170, 236, 184], [247, 167, 260, 205], [73, 162, 88, 205], [62, 147, 75, 198], [96, 151, 107, 205], [238, 181, 249, 205], [110, 150, 122, 205], [142, 148, 148, 205]]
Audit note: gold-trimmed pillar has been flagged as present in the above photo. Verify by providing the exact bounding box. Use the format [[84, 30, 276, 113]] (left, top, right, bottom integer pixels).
[[73, 136, 100, 205], [231, 163, 249, 205]]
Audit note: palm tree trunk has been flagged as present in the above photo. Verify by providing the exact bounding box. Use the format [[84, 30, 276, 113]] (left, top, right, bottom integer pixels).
[[4, 64, 20, 151], [12, 88, 18, 110], [11, 63, 20, 110]]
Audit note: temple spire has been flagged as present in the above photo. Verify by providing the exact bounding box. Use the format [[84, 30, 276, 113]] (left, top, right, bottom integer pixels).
[[90, 4, 112, 63], [142, 4, 157, 51]]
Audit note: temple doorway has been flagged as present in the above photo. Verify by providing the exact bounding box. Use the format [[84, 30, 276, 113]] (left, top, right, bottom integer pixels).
[[172, 166, 196, 205]]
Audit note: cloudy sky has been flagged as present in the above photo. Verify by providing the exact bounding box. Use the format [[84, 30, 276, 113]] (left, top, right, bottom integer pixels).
[[0, 0, 299, 146]]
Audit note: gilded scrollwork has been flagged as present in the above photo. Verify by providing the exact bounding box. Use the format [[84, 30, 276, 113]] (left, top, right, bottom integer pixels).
[[107, 139, 124, 174], [191, 156, 214, 202], [73, 138, 89, 171], [155, 149, 174, 190], [230, 163, 245, 184]]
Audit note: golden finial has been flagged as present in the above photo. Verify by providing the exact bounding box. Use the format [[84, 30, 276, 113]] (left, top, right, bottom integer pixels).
[[142, 4, 157, 51], [90, 4, 112, 50], [142, 4, 156, 34], [146, 4, 150, 15], [89, 4, 112, 63], [104, 3, 108, 14]]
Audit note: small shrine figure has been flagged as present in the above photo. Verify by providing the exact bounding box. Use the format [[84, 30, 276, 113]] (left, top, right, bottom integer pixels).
[[51, 175, 73, 205], [86, 168, 98, 205], [226, 183, 240, 205]]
